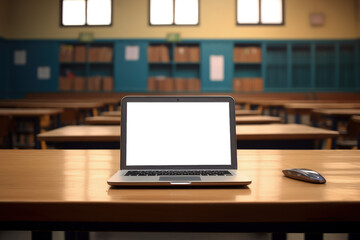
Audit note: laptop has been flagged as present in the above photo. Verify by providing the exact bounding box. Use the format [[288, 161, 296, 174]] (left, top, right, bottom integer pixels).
[[107, 96, 251, 186]]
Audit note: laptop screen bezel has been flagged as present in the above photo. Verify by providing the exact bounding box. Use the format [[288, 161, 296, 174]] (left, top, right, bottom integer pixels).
[[120, 96, 238, 170]]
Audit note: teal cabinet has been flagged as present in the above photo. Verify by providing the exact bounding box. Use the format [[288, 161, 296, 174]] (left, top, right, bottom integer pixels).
[[147, 42, 201, 92], [0, 38, 10, 98], [59, 42, 114, 92], [201, 42, 233, 92], [9, 41, 59, 96], [266, 44, 288, 89], [2, 38, 360, 98], [292, 45, 311, 88], [339, 43, 357, 88], [115, 41, 148, 92]]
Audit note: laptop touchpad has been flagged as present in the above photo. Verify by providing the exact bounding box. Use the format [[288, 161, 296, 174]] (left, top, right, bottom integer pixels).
[[159, 177, 201, 181]]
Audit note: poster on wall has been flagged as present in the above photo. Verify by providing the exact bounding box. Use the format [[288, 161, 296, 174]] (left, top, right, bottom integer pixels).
[[125, 46, 139, 61], [210, 55, 224, 81], [14, 50, 27, 65], [37, 66, 51, 80]]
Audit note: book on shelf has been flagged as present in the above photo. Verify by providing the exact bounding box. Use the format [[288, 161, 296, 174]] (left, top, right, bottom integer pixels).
[[74, 45, 86, 62], [73, 77, 86, 91], [59, 45, 74, 62], [234, 46, 262, 63], [233, 77, 263, 92], [148, 45, 170, 63]]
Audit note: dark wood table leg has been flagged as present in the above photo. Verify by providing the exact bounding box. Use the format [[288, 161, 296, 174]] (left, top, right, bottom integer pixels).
[[65, 231, 90, 240], [272, 232, 287, 240], [32, 231, 52, 240], [305, 233, 323, 240]]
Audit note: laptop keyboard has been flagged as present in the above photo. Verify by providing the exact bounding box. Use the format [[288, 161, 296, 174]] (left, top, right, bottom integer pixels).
[[125, 170, 233, 176]]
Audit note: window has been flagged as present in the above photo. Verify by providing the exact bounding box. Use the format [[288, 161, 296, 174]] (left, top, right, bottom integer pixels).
[[150, 0, 199, 25], [61, 0, 112, 26], [237, 0, 284, 25]]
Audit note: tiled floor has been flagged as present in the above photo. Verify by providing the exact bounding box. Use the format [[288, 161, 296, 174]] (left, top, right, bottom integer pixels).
[[0, 231, 348, 240]]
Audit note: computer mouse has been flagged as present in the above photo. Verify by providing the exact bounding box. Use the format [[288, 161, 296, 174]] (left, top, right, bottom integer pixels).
[[282, 168, 326, 184]]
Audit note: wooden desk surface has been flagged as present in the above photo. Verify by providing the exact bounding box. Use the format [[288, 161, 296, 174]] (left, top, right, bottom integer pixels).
[[89, 115, 276, 125], [0, 149, 359, 224], [235, 116, 281, 124], [246, 99, 360, 108], [0, 101, 104, 109], [102, 111, 121, 117], [236, 124, 338, 140], [101, 110, 259, 117], [85, 116, 121, 125], [285, 103, 360, 111], [352, 115, 360, 123], [37, 126, 120, 142], [235, 109, 259, 116], [0, 108, 63, 117], [38, 124, 337, 142], [245, 99, 309, 107], [312, 109, 360, 117], [26, 98, 120, 105]]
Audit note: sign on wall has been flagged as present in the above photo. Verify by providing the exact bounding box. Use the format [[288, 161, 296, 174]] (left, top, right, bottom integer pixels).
[[14, 50, 27, 65], [210, 55, 224, 81]]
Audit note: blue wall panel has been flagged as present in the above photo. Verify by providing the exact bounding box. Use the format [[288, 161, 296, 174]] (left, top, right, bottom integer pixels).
[[292, 45, 311, 88], [174, 64, 200, 78], [315, 45, 336, 88], [0, 38, 10, 98], [266, 45, 288, 88], [1, 38, 359, 97], [339, 44, 356, 88], [114, 41, 148, 92], [9, 41, 59, 98], [201, 42, 233, 92]]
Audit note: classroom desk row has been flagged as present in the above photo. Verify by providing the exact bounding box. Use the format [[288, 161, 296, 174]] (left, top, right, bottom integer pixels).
[[0, 98, 122, 148], [238, 99, 360, 124], [239, 99, 360, 114], [0, 108, 63, 149], [0, 149, 359, 236], [85, 115, 282, 125], [100, 109, 260, 117], [0, 100, 106, 118], [37, 124, 338, 150], [0, 98, 120, 112]]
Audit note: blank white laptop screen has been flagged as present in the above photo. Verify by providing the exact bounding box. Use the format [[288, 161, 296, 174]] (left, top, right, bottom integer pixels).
[[126, 102, 231, 166]]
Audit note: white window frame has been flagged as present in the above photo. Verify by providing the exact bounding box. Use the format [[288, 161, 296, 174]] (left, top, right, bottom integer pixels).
[[149, 0, 200, 26], [236, 0, 284, 25], [61, 0, 113, 27]]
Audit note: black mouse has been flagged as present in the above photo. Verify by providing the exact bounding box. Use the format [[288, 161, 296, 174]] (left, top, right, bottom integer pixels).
[[282, 168, 326, 184]]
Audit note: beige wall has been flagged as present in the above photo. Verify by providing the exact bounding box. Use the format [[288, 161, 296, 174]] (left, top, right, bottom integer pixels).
[[0, 0, 9, 37], [5, 0, 359, 39]]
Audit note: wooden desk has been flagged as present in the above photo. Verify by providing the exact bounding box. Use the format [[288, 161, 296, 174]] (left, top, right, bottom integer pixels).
[[244, 99, 309, 114], [87, 115, 276, 125], [38, 124, 337, 150], [236, 124, 338, 149], [0, 108, 63, 149], [352, 115, 360, 124], [351, 116, 360, 149], [312, 109, 360, 130], [247, 100, 360, 118], [235, 116, 281, 124], [37, 126, 120, 149], [284, 103, 360, 124], [102, 110, 259, 118], [102, 111, 121, 117], [26, 97, 120, 110], [85, 116, 121, 125], [235, 109, 259, 116], [0, 101, 105, 123], [0, 149, 359, 234]]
